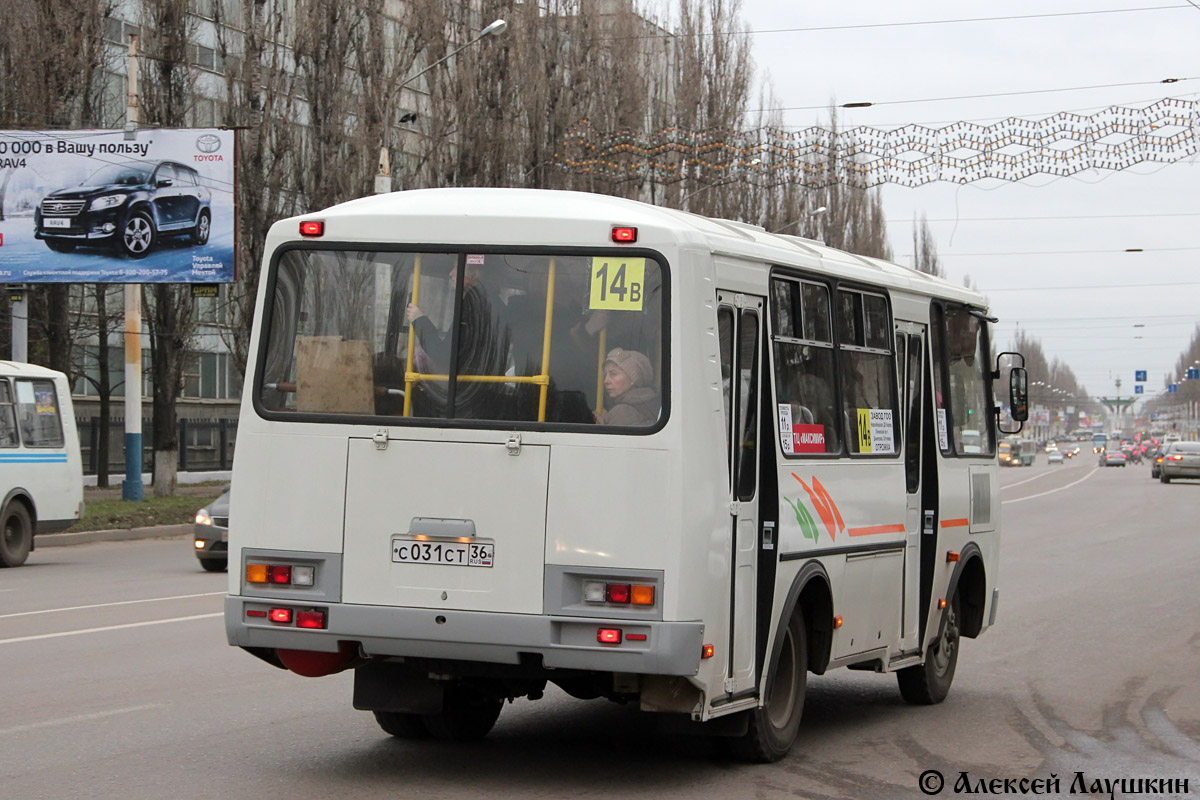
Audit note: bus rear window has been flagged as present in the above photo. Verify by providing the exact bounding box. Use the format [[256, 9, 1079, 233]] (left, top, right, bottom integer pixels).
[[258, 248, 666, 429]]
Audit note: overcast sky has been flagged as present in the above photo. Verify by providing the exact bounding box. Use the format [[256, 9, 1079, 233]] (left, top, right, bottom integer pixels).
[[732, 0, 1199, 405]]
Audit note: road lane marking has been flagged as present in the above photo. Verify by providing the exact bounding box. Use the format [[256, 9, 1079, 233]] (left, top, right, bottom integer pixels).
[[0, 612, 223, 645], [0, 704, 166, 736], [1002, 467, 1099, 505], [0, 591, 225, 619], [999, 466, 1079, 490]]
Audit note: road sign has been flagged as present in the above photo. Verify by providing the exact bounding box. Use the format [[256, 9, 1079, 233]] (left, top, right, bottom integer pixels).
[[1169, 384, 1178, 393], [1134, 385, 1144, 394], [1135, 370, 1147, 382], [1188, 368, 1200, 380]]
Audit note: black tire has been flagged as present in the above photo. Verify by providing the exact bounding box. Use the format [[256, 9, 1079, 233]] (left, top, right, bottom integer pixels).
[[199, 558, 227, 573], [730, 610, 807, 763], [190, 210, 211, 246], [421, 684, 503, 741], [0, 501, 33, 568], [1161, 473, 1171, 484], [117, 210, 155, 258], [373, 710, 430, 739], [45, 239, 76, 253], [898, 594, 961, 705]]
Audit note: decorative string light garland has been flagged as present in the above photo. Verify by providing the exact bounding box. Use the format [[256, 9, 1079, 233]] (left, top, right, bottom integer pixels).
[[554, 97, 1198, 188]]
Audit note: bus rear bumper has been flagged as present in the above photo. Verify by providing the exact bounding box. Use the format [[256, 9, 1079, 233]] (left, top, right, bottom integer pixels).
[[224, 596, 705, 676]]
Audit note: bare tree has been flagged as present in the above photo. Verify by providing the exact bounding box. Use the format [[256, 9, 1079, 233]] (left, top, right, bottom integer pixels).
[[912, 213, 944, 277]]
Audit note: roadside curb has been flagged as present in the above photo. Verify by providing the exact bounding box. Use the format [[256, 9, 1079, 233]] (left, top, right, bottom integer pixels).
[[38, 524, 192, 548]]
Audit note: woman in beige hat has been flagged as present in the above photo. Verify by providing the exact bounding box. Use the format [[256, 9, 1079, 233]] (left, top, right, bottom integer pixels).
[[597, 348, 660, 426]]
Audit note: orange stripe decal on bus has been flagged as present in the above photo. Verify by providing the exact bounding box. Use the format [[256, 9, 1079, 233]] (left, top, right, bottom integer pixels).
[[940, 518, 969, 528], [846, 524, 906, 537]]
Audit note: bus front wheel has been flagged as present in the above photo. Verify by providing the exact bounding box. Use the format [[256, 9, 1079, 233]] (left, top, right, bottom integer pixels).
[[898, 594, 960, 705], [0, 501, 32, 568], [730, 610, 807, 763], [421, 683, 503, 741]]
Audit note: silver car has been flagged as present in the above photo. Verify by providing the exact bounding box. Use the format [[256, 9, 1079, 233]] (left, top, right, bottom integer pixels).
[[1160, 442, 1200, 483], [193, 486, 230, 572]]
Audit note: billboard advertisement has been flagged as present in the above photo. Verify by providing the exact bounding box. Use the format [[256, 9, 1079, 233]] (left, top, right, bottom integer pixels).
[[0, 128, 234, 283]]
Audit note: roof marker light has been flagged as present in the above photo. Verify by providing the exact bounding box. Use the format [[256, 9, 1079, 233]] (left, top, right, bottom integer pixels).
[[611, 226, 637, 243], [299, 220, 324, 237]]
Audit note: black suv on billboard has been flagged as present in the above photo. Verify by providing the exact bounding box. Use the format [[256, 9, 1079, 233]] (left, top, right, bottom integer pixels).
[[34, 160, 211, 258]]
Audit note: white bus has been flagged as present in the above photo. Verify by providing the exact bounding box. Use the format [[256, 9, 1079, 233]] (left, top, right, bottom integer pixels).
[[0, 361, 84, 567], [225, 189, 1028, 761]]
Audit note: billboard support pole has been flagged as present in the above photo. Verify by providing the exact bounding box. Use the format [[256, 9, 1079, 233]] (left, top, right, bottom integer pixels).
[[10, 288, 27, 362], [122, 34, 144, 502]]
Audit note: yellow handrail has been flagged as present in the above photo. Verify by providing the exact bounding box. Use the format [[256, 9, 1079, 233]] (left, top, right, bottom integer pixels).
[[594, 327, 607, 414], [402, 254, 422, 417], [536, 258, 556, 422]]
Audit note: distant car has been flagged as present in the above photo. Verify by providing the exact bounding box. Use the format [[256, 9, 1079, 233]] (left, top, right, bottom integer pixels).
[[34, 160, 212, 258], [1064, 446, 1080, 459], [1045, 442, 1058, 453], [1047, 450, 1064, 464], [193, 485, 230, 572], [1099, 451, 1127, 467], [1159, 442, 1200, 483], [1150, 446, 1167, 479]]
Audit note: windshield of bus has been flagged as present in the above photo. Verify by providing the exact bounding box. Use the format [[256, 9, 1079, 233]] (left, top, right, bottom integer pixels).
[[1093, 433, 1107, 446], [257, 248, 666, 429]]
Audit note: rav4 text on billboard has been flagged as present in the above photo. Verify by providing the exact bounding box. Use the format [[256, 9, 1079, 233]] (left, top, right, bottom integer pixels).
[[0, 129, 234, 283]]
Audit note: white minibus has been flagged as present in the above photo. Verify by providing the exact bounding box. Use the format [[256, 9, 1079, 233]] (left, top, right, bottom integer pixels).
[[225, 189, 1027, 761], [0, 361, 84, 566]]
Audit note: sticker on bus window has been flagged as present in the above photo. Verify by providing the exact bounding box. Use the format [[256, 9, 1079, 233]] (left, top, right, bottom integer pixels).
[[778, 404, 827, 454], [34, 390, 56, 415], [937, 408, 950, 450], [589, 257, 645, 311], [466, 254, 485, 265], [857, 408, 895, 454]]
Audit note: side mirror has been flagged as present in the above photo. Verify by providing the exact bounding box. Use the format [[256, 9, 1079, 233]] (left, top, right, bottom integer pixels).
[[156, 178, 173, 188], [1009, 367, 1029, 422]]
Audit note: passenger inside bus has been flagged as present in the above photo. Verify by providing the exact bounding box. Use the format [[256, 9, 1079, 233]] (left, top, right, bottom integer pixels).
[[405, 260, 514, 418], [596, 348, 660, 426]]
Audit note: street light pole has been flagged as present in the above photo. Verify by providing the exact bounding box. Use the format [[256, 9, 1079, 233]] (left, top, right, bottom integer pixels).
[[375, 19, 508, 194]]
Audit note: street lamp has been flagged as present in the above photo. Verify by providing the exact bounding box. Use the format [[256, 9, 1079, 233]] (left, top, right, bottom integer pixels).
[[376, 19, 509, 193], [771, 206, 828, 234]]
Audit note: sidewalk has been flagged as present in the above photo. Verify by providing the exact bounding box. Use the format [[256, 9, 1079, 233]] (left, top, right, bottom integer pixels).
[[38, 523, 192, 548]]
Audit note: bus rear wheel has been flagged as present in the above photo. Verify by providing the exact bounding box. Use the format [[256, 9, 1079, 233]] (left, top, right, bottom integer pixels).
[[730, 610, 807, 763], [0, 501, 32, 568], [373, 710, 430, 739], [421, 683, 503, 741], [898, 594, 960, 705]]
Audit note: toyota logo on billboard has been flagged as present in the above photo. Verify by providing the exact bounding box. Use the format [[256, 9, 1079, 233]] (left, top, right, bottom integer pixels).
[[196, 134, 222, 153]]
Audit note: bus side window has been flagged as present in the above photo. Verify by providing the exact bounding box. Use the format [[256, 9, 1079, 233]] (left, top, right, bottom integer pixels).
[[0, 381, 17, 447], [837, 290, 899, 456], [14, 379, 64, 448], [939, 306, 995, 457], [719, 306, 735, 474], [770, 277, 840, 456]]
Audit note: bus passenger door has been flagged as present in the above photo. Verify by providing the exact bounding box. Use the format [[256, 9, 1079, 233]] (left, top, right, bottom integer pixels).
[[718, 293, 763, 696], [897, 323, 927, 653]]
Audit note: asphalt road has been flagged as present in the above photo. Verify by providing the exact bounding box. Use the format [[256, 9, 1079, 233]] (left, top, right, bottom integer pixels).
[[3, 452, 1198, 799]]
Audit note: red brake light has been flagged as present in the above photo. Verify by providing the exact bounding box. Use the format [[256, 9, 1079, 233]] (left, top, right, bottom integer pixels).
[[299, 220, 324, 237], [606, 583, 631, 604], [296, 610, 326, 629], [1169, 454, 1184, 461], [611, 226, 637, 243], [269, 565, 292, 584], [597, 628, 622, 644], [269, 607, 293, 624]]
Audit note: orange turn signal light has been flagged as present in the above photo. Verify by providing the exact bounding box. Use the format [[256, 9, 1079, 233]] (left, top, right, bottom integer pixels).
[[631, 585, 655, 606], [946, 551, 960, 563], [701, 644, 715, 659], [833, 616, 843, 629], [246, 564, 268, 583], [938, 598, 947, 610]]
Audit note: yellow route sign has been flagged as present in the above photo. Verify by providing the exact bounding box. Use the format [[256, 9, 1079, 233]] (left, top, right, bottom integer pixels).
[[589, 257, 645, 311]]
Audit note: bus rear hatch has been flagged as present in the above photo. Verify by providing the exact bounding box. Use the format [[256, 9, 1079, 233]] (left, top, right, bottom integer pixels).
[[341, 437, 549, 614]]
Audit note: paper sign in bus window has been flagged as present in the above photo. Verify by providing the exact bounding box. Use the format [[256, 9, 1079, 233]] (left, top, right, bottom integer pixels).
[[778, 404, 826, 454], [589, 257, 645, 311], [34, 389, 57, 415], [937, 409, 950, 451], [857, 408, 894, 454]]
